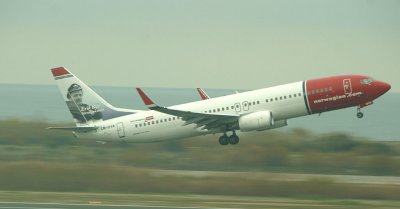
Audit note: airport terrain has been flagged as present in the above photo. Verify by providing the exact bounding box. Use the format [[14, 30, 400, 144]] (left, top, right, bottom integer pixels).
[[0, 191, 400, 209]]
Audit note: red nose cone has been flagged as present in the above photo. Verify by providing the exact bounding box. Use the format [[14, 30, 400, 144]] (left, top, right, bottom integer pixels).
[[372, 81, 391, 99], [378, 81, 391, 94]]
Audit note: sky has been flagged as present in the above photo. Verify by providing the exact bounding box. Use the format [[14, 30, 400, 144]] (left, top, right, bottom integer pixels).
[[0, 0, 399, 91]]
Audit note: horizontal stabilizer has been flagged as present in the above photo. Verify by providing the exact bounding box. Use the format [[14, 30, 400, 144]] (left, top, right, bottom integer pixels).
[[47, 126, 98, 132]]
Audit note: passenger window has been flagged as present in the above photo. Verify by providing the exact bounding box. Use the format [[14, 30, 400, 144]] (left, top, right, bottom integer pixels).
[[222, 107, 225, 111], [284, 96, 287, 99], [289, 95, 292, 98], [266, 99, 268, 103], [226, 107, 229, 110], [152, 121, 154, 124], [257, 101, 260, 104], [275, 97, 278, 101], [139, 124, 142, 127], [168, 118, 171, 121], [135, 124, 138, 128], [298, 93, 301, 96]]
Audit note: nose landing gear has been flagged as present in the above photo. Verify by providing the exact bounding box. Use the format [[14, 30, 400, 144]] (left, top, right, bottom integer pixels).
[[219, 130, 239, 145], [357, 107, 364, 118]]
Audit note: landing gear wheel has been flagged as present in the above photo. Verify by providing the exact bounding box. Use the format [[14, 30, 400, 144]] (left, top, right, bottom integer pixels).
[[219, 135, 229, 145], [229, 135, 239, 145], [356, 107, 364, 119]]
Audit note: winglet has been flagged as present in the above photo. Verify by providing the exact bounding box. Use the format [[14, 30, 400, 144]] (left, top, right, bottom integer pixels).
[[136, 88, 158, 109], [196, 88, 210, 100], [51, 67, 71, 78]]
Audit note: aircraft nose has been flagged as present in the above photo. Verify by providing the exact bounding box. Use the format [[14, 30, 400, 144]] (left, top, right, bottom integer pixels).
[[374, 81, 391, 97], [377, 81, 391, 93]]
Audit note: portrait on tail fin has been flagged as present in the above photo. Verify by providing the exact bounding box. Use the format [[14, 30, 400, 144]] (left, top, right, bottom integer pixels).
[[66, 83, 103, 123]]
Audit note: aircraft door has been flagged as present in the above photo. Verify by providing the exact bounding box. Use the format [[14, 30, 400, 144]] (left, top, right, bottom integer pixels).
[[242, 101, 249, 111], [343, 79, 352, 95], [234, 102, 241, 113], [116, 122, 125, 138]]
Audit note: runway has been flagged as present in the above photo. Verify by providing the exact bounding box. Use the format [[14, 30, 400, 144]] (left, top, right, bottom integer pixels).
[[1, 191, 399, 209]]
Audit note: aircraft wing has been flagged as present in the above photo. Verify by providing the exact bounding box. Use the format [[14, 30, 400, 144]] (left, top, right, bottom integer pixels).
[[47, 126, 98, 132], [136, 88, 239, 130]]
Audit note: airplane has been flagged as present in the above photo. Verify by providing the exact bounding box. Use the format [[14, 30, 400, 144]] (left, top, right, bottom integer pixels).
[[48, 67, 391, 145]]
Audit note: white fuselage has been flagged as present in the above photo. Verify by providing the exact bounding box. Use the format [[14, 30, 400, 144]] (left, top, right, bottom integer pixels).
[[79, 81, 309, 142]]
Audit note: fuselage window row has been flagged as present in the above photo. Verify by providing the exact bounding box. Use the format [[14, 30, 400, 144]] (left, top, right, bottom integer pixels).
[[265, 92, 302, 103], [307, 87, 333, 95], [134, 116, 181, 128]]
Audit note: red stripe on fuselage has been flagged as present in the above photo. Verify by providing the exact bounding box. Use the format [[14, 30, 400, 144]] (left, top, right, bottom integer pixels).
[[51, 67, 70, 77], [305, 75, 369, 113]]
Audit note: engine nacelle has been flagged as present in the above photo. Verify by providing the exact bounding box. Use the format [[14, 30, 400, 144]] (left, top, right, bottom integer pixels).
[[239, 111, 274, 132], [268, 120, 288, 130]]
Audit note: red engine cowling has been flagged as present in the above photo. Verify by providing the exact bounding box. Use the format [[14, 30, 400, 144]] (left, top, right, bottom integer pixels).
[[239, 111, 274, 132]]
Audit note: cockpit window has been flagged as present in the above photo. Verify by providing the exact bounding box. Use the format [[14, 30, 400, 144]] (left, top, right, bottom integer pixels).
[[360, 78, 374, 84]]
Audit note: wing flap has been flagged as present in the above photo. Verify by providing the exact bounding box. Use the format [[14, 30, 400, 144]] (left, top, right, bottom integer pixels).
[[47, 126, 98, 132]]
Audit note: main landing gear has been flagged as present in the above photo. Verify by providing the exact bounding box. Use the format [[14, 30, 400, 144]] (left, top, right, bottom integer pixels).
[[357, 107, 364, 119], [219, 130, 239, 145]]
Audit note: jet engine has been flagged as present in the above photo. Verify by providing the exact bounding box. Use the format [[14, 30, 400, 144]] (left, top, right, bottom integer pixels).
[[239, 111, 274, 132], [269, 120, 288, 130]]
